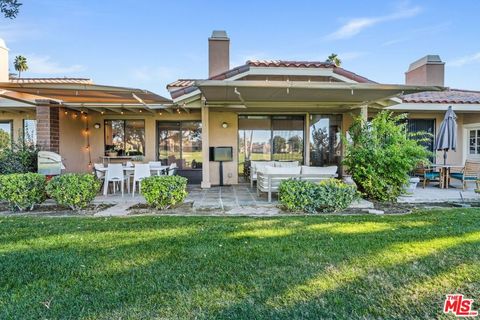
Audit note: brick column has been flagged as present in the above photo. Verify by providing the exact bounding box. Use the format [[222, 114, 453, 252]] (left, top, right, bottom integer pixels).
[[36, 103, 60, 153]]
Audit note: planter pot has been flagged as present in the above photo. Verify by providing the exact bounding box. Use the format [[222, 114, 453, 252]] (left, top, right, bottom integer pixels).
[[342, 175, 357, 188], [106, 152, 118, 157], [405, 177, 420, 194], [131, 160, 144, 165]]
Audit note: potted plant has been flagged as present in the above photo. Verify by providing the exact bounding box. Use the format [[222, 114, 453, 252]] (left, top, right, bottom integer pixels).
[[131, 155, 145, 164], [405, 176, 420, 194], [106, 148, 117, 157]]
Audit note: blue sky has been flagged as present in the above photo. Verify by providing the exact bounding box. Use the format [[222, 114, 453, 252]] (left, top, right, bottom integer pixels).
[[1, 0, 479, 96]]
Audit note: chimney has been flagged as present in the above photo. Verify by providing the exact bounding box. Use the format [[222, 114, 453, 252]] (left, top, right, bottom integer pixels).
[[405, 55, 445, 86], [0, 38, 8, 82], [208, 30, 230, 78]]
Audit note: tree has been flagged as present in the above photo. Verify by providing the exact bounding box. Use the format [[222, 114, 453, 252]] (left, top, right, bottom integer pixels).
[[0, 0, 21, 19], [326, 53, 342, 67], [14, 55, 28, 77]]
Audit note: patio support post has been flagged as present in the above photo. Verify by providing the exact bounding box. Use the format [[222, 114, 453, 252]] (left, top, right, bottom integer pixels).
[[201, 103, 211, 188], [360, 105, 368, 123], [36, 101, 60, 153], [305, 112, 310, 166]]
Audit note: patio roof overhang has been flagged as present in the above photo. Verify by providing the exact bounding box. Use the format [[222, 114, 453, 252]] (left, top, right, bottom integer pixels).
[[0, 82, 173, 114], [194, 80, 443, 110]]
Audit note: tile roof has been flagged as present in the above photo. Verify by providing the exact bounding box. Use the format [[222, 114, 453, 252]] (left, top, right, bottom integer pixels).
[[402, 89, 480, 104], [8, 77, 93, 85], [168, 60, 375, 99]]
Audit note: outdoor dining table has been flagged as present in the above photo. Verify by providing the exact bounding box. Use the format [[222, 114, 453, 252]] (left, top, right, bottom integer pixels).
[[97, 165, 170, 176], [430, 164, 464, 189]]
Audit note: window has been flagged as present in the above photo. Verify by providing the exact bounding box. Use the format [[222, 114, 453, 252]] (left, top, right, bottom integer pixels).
[[0, 120, 12, 150], [157, 121, 202, 170], [469, 129, 480, 155], [23, 119, 37, 146], [309, 115, 342, 167], [238, 115, 305, 174], [104, 120, 145, 156], [407, 119, 435, 162]]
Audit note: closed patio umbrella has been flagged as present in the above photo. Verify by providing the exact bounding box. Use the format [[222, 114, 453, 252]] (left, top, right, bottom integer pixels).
[[435, 106, 457, 165]]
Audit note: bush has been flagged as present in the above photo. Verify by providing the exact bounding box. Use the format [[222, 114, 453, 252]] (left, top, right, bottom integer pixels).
[[279, 179, 359, 213], [0, 137, 39, 174], [141, 175, 188, 210], [342, 111, 431, 202], [46, 173, 101, 210], [0, 173, 46, 211]]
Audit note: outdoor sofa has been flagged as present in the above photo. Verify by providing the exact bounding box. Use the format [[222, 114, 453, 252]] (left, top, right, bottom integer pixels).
[[256, 165, 338, 202], [249, 160, 299, 187]]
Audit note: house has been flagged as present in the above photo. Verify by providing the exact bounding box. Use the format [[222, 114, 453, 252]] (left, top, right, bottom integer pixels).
[[0, 31, 452, 188], [389, 55, 480, 166]]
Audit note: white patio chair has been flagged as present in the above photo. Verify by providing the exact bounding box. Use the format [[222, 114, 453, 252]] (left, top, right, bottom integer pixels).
[[149, 161, 164, 176], [132, 164, 151, 197], [125, 161, 135, 186], [103, 164, 128, 197], [168, 163, 178, 176]]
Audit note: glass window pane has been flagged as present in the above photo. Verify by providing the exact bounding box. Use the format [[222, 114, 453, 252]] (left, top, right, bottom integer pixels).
[[309, 115, 342, 167], [272, 118, 304, 162], [125, 120, 145, 156], [0, 121, 12, 151], [181, 121, 202, 169], [23, 119, 37, 146], [104, 120, 125, 154], [158, 122, 181, 167]]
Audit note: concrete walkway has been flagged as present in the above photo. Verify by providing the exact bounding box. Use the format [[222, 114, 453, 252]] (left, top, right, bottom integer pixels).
[[398, 181, 480, 203]]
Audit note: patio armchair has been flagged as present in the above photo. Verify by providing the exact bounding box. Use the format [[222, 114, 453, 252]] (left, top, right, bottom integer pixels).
[[168, 163, 178, 176], [414, 164, 440, 188], [449, 160, 480, 190]]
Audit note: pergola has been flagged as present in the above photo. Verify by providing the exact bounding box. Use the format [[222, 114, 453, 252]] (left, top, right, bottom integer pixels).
[[0, 82, 172, 114]]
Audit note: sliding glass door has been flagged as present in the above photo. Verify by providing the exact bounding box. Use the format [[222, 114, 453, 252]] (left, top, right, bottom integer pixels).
[[157, 121, 202, 183], [238, 115, 305, 176], [309, 114, 342, 167]]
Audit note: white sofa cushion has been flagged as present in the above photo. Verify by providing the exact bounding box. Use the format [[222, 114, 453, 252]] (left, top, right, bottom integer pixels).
[[274, 161, 299, 168], [252, 161, 275, 174], [264, 166, 302, 175], [301, 165, 338, 175]]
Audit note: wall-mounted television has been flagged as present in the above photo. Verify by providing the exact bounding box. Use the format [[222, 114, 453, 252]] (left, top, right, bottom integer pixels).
[[209, 146, 233, 162]]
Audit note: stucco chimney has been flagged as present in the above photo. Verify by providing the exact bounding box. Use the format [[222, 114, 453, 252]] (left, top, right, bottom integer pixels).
[[208, 30, 230, 78], [405, 55, 445, 86], [0, 38, 9, 82]]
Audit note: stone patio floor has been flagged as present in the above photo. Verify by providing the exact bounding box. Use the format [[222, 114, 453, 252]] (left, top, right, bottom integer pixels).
[[93, 181, 480, 216]]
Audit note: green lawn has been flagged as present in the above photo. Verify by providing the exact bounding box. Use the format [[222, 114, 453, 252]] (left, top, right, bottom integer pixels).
[[1, 209, 480, 319]]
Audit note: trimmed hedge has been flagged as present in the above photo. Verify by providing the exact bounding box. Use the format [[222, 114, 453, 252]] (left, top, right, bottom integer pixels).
[[46, 173, 101, 210], [279, 179, 359, 213], [141, 175, 188, 210], [0, 173, 46, 211]]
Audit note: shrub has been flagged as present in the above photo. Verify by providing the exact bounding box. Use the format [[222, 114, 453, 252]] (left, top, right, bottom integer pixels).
[[141, 175, 188, 210], [278, 179, 358, 213], [46, 173, 101, 210], [0, 173, 46, 211], [342, 111, 431, 202], [0, 138, 39, 174]]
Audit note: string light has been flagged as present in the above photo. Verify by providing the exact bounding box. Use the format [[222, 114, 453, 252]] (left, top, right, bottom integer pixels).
[[64, 110, 68, 115], [84, 116, 92, 169]]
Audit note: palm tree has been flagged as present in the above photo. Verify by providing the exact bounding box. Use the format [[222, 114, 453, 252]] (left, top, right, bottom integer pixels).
[[326, 53, 341, 67], [14, 55, 28, 77]]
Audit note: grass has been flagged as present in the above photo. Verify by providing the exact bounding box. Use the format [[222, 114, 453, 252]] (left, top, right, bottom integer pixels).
[[1, 209, 480, 319]]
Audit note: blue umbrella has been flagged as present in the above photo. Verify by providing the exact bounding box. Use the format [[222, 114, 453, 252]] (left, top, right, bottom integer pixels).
[[435, 106, 457, 165]]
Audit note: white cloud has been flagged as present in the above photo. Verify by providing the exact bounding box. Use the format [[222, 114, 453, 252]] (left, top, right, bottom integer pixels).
[[22, 54, 85, 74], [326, 4, 422, 40], [448, 52, 480, 67], [130, 66, 179, 83]]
